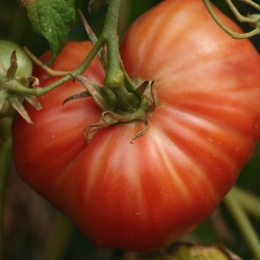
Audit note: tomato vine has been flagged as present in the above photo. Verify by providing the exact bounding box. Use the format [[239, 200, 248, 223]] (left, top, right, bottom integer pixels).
[[203, 0, 260, 38]]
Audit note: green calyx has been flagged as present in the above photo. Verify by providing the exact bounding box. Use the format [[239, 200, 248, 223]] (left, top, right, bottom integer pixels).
[[0, 50, 42, 123], [64, 77, 158, 143]]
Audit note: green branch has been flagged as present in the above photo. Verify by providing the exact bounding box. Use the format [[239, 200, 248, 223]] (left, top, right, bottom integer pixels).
[[14, 37, 105, 97], [202, 0, 260, 39], [14, 0, 139, 112], [102, 0, 123, 87]]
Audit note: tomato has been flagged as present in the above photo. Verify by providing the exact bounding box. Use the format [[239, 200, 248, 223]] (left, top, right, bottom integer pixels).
[[0, 40, 33, 118], [0, 40, 32, 78], [12, 0, 260, 252]]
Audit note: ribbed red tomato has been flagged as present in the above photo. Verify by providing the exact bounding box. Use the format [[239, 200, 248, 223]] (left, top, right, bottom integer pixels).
[[12, 0, 260, 252]]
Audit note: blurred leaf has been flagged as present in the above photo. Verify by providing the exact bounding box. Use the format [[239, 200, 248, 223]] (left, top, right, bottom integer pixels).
[[26, 0, 76, 62]]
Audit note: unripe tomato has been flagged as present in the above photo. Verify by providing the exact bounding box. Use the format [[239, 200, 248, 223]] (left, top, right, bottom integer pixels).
[[12, 0, 260, 252], [0, 40, 32, 78], [0, 40, 32, 118]]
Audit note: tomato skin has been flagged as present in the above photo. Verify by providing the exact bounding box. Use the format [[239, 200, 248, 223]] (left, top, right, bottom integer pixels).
[[12, 0, 260, 253]]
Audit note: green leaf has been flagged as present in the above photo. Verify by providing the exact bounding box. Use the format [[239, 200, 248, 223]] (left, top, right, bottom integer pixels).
[[26, 0, 75, 61]]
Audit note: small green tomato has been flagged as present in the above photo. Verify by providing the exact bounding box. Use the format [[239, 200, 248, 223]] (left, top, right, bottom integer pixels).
[[0, 40, 41, 122], [0, 40, 32, 78]]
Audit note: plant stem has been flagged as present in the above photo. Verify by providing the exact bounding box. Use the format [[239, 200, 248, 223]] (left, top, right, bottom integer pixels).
[[242, 0, 260, 11], [14, 37, 105, 97], [102, 0, 140, 111], [15, 0, 139, 112], [202, 0, 260, 38], [226, 0, 254, 23], [0, 118, 12, 260], [223, 188, 260, 260], [102, 0, 123, 88], [232, 186, 260, 220]]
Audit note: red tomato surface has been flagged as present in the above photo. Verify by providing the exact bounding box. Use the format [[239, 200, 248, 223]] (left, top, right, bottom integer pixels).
[[12, 0, 260, 252]]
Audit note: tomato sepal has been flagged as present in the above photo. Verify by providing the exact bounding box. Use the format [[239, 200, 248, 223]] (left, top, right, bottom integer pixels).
[[66, 76, 158, 143]]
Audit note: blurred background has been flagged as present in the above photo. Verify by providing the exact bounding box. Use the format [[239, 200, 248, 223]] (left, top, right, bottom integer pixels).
[[1, 0, 260, 259]]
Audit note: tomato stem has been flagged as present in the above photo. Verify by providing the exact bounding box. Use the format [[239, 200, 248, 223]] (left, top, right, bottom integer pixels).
[[202, 0, 260, 38], [223, 188, 260, 260], [8, 38, 105, 98], [34, 37, 105, 96], [0, 118, 12, 260], [102, 0, 123, 87], [15, 0, 140, 112], [100, 0, 140, 111]]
